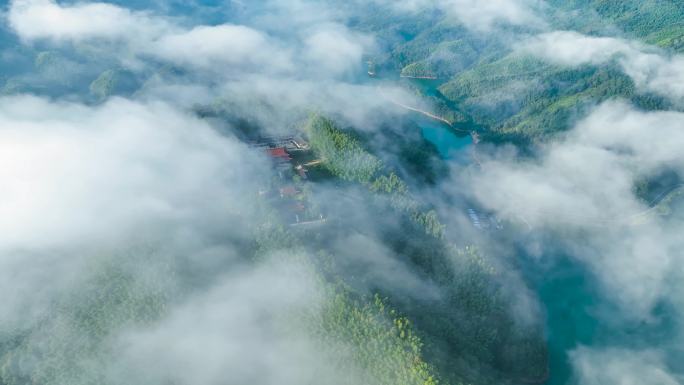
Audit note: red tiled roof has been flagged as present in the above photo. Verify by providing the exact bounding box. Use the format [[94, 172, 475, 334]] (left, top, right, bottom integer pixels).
[[290, 202, 306, 211], [267, 147, 289, 158], [280, 186, 298, 196]]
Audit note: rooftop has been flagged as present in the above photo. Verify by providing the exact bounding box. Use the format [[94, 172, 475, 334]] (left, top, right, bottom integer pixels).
[[266, 147, 290, 158]]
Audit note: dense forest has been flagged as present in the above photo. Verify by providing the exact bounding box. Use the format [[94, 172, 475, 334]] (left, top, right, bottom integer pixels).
[[360, 0, 683, 143], [0, 112, 547, 385], [304, 115, 548, 384], [0, 1, 682, 385]]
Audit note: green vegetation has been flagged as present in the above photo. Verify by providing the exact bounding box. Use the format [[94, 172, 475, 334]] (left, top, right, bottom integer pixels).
[[0, 203, 446, 385], [306, 114, 445, 238], [401, 62, 437, 79], [547, 0, 684, 50], [434, 55, 672, 141], [306, 115, 383, 184], [253, 206, 446, 385], [304, 114, 548, 385], [5, 2, 680, 384], [89, 68, 139, 101], [367, 0, 683, 143], [89, 70, 120, 101], [312, 293, 440, 385], [0, 252, 171, 385]]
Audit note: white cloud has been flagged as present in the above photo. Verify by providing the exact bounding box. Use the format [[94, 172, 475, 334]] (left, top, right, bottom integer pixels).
[[440, 0, 547, 32], [570, 347, 681, 385], [460, 102, 684, 315], [0, 93, 273, 341], [622, 53, 684, 106], [0, 94, 267, 250], [303, 26, 368, 76], [210, 75, 420, 131], [103, 257, 379, 385], [7, 0, 372, 79], [151, 24, 293, 73], [369, 0, 547, 31], [8, 0, 171, 43], [519, 31, 631, 65], [519, 31, 684, 104]]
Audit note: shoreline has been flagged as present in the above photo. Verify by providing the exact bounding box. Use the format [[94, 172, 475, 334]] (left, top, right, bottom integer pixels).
[[400, 74, 439, 80], [386, 98, 471, 134]]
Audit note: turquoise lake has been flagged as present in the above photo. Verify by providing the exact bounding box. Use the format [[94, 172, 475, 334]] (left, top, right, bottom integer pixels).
[[415, 117, 681, 384], [408, 86, 586, 384], [418, 118, 472, 160], [400, 69, 683, 384]]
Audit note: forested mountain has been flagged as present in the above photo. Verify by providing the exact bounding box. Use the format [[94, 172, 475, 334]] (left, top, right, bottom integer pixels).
[[0, 1, 682, 385], [366, 0, 683, 142]]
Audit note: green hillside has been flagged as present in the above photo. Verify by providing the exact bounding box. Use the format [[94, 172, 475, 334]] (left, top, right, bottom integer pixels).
[[371, 0, 683, 142]]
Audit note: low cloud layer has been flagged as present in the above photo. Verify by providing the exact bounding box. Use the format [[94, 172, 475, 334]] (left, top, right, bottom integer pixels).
[[0, 93, 433, 385], [8, 0, 172, 43], [570, 347, 681, 385], [7, 0, 372, 78], [0, 94, 269, 335], [151, 24, 292, 73], [5, 0, 411, 133], [519, 31, 684, 104], [458, 100, 684, 383], [109, 259, 350, 385], [439, 0, 547, 31], [0, 95, 265, 250], [4, 1, 684, 385], [371, 0, 547, 31], [466, 101, 684, 308], [468, 102, 684, 228]]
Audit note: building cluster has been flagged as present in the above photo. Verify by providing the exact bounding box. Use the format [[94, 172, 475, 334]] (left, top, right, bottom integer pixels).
[[253, 135, 326, 227], [467, 208, 503, 231]]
